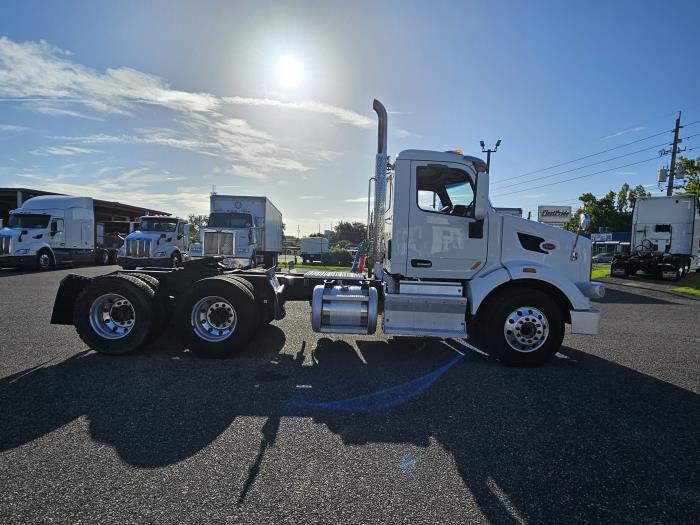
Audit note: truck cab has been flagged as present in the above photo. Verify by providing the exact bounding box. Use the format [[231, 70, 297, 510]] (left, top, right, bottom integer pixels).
[[202, 210, 259, 267], [0, 195, 95, 270], [117, 215, 189, 269]]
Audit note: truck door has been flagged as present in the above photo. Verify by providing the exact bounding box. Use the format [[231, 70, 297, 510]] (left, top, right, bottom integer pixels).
[[406, 161, 487, 279], [49, 218, 65, 254]]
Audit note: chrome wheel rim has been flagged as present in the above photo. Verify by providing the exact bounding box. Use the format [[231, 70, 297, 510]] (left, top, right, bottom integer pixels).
[[191, 295, 237, 342], [38, 253, 51, 269], [89, 293, 135, 340], [503, 306, 549, 353]]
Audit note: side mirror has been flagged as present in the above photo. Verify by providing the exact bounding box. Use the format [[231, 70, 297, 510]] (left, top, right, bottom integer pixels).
[[579, 212, 591, 232], [473, 170, 490, 220]]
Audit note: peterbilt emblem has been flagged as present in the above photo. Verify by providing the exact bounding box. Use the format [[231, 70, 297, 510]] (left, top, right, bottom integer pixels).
[[541, 242, 556, 251]]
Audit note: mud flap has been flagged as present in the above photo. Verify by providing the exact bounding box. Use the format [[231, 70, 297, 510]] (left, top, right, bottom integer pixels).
[[50, 274, 92, 325]]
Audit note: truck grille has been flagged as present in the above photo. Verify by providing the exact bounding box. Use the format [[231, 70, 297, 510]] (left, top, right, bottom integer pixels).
[[203, 232, 234, 256], [0, 236, 10, 256], [126, 239, 151, 257]]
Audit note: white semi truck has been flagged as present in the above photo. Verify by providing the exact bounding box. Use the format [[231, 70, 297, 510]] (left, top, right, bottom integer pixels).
[[117, 215, 190, 269], [202, 195, 283, 268], [612, 195, 700, 279], [299, 236, 330, 263], [50, 100, 603, 367], [0, 195, 123, 270]]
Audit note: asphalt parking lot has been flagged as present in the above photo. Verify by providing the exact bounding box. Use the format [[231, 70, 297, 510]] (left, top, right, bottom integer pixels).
[[1, 266, 699, 524]]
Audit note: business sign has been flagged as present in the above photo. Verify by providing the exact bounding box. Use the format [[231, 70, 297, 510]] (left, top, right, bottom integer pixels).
[[538, 205, 572, 227], [591, 233, 613, 242]]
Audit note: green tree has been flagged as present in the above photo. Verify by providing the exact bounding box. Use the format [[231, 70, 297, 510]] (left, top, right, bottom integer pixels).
[[187, 214, 208, 243], [674, 156, 700, 198], [334, 221, 367, 244], [566, 182, 645, 233]]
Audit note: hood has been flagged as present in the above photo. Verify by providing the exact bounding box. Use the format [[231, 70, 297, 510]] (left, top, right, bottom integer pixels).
[[0, 227, 44, 242], [125, 231, 172, 243], [500, 215, 591, 284]]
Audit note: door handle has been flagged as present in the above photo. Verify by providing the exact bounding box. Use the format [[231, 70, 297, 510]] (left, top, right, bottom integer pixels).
[[411, 259, 432, 268]]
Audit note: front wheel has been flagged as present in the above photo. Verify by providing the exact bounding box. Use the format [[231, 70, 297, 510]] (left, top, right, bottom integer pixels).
[[36, 249, 54, 271], [480, 289, 565, 367], [170, 252, 182, 268]]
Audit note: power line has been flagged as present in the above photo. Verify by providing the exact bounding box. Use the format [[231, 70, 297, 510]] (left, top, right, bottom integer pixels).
[[491, 155, 665, 198], [494, 128, 672, 184], [491, 141, 669, 189]]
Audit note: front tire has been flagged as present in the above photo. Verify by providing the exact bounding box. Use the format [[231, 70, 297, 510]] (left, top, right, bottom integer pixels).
[[170, 252, 182, 268], [73, 274, 155, 355], [36, 249, 54, 271], [480, 289, 565, 367], [178, 275, 258, 358]]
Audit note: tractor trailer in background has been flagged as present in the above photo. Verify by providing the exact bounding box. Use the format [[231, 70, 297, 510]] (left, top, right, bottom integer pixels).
[[0, 196, 127, 270], [202, 195, 283, 268], [117, 216, 190, 269], [299, 236, 329, 263], [50, 99, 603, 367], [612, 195, 700, 279]]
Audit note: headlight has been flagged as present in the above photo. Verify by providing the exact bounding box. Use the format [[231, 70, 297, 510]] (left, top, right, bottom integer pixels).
[[154, 251, 166, 257], [15, 249, 29, 255]]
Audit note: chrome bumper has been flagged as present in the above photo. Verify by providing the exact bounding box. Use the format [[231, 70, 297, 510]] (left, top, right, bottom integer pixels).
[[569, 308, 601, 335]]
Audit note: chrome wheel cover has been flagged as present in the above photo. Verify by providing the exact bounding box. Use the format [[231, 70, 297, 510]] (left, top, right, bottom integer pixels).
[[38, 253, 51, 269], [89, 293, 135, 340], [191, 295, 237, 342], [503, 306, 549, 353]]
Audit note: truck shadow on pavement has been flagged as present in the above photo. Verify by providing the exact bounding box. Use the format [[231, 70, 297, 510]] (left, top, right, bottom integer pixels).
[[1, 326, 698, 523]]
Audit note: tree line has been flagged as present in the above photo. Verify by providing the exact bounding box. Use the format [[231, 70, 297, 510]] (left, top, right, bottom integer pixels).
[[566, 155, 699, 233]]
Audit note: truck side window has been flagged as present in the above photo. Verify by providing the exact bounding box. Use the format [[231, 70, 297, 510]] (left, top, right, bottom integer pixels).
[[416, 165, 475, 217], [51, 218, 63, 233], [177, 222, 185, 237]]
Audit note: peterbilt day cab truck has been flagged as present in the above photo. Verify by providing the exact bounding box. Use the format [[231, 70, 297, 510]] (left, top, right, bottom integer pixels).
[[202, 195, 283, 268], [612, 195, 700, 280], [50, 100, 603, 367], [117, 215, 189, 269], [0, 196, 122, 270]]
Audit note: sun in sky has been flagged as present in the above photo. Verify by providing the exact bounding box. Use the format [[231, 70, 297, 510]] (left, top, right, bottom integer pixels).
[[276, 55, 303, 88]]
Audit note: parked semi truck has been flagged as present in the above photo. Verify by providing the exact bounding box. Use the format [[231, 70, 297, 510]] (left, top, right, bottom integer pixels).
[[202, 195, 283, 268], [117, 215, 189, 269], [299, 236, 330, 263], [612, 195, 700, 280], [0, 196, 126, 270], [50, 100, 603, 367]]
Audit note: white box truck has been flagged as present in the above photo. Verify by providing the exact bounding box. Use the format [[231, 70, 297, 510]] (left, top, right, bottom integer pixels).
[[299, 236, 329, 263], [0, 195, 120, 270], [51, 99, 603, 367], [117, 215, 190, 269], [612, 195, 700, 279], [202, 195, 283, 268]]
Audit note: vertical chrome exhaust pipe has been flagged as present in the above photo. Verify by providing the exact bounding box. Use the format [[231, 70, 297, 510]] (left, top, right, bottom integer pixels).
[[369, 99, 388, 271]]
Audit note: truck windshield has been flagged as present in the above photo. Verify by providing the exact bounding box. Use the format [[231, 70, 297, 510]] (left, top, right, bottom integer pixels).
[[208, 212, 253, 228], [140, 218, 178, 232], [7, 213, 51, 229]]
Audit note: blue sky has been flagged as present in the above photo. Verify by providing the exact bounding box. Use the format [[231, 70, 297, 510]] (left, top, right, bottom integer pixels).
[[1, 0, 699, 233]]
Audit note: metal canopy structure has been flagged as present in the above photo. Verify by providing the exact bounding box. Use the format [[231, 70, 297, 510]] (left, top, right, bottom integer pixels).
[[0, 187, 170, 223]]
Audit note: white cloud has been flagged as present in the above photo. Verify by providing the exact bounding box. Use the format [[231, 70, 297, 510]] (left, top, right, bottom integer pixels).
[[345, 196, 369, 203], [223, 96, 374, 129], [0, 124, 27, 132], [31, 145, 99, 156], [602, 126, 646, 140], [0, 37, 219, 116], [299, 195, 324, 200], [24, 101, 103, 120]]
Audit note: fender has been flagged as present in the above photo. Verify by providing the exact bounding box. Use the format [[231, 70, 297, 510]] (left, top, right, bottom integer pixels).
[[503, 260, 590, 310], [467, 266, 511, 315]]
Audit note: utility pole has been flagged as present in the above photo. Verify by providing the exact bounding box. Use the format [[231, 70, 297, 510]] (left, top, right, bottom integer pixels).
[[480, 139, 502, 173], [665, 112, 683, 196]]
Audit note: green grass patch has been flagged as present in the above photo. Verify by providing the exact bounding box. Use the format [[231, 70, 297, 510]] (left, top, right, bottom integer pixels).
[[591, 264, 610, 280], [674, 272, 700, 296]]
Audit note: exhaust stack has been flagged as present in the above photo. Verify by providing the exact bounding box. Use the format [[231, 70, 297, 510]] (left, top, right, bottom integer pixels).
[[369, 99, 388, 271]]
